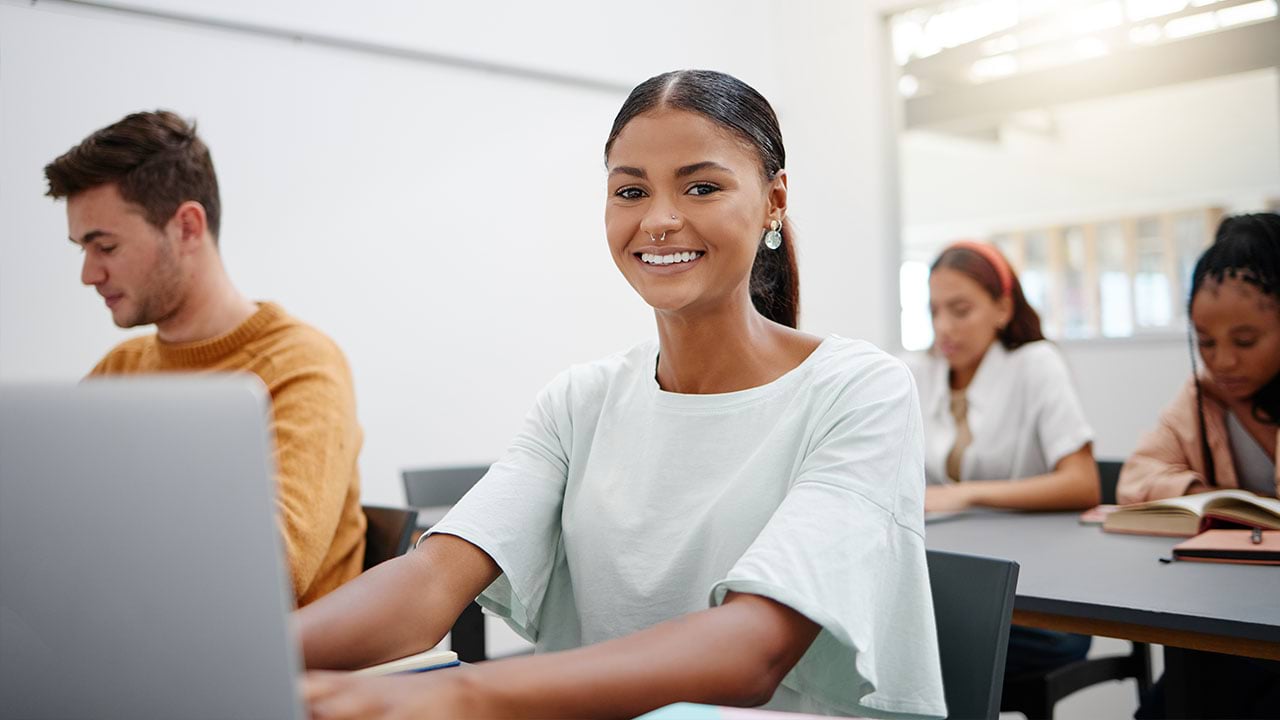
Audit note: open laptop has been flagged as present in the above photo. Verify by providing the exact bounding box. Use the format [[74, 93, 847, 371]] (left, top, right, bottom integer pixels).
[[0, 377, 304, 719]]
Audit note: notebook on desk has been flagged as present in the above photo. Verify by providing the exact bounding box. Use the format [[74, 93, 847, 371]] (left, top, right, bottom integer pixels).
[[1173, 529, 1280, 565]]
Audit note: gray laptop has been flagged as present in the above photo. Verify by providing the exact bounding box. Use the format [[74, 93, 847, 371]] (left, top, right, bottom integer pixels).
[[0, 377, 304, 720]]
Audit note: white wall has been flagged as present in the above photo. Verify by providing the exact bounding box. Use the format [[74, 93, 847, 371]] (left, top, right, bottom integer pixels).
[[0, 0, 900, 504]]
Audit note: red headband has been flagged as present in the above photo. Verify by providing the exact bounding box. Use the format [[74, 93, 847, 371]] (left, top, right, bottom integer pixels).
[[947, 240, 1013, 297]]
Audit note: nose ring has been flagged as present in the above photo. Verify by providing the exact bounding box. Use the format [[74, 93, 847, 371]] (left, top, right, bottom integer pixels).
[[649, 231, 667, 243]]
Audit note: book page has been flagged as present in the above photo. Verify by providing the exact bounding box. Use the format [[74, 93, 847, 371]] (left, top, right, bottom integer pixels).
[[1129, 489, 1260, 515], [354, 648, 459, 676], [1212, 493, 1280, 528]]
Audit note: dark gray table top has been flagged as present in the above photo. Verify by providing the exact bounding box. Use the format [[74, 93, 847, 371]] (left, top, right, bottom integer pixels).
[[924, 510, 1280, 644]]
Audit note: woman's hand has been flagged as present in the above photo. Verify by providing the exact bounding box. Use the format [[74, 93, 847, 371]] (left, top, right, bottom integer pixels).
[[924, 483, 976, 512], [303, 669, 487, 720]]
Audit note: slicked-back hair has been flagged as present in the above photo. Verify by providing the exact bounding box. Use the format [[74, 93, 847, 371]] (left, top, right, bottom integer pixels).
[[45, 110, 221, 241], [1186, 213, 1280, 486], [604, 70, 800, 329]]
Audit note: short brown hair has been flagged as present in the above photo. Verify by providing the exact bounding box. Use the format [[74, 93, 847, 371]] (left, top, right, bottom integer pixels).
[[44, 110, 221, 240]]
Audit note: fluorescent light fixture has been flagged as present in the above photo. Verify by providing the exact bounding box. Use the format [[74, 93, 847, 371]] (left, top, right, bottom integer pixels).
[[1163, 10, 1218, 36], [892, 19, 925, 65], [923, 0, 1020, 51], [981, 33, 1021, 55], [971, 53, 1020, 80], [899, 74, 921, 97], [1072, 1, 1125, 33], [1125, 0, 1188, 21], [1216, 0, 1277, 26], [1128, 22, 1164, 41]]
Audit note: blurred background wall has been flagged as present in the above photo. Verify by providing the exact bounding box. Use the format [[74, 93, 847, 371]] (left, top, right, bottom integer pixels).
[[2, 0, 1277, 487]]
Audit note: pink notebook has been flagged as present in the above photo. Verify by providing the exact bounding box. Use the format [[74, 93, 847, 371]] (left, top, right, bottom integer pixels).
[[1173, 529, 1280, 565]]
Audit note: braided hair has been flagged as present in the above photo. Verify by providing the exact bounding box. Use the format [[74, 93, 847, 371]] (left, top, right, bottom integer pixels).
[[1186, 212, 1280, 485]]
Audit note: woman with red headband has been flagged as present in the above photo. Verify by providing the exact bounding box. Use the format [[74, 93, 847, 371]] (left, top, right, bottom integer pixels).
[[911, 241, 1099, 510], [906, 241, 1101, 686]]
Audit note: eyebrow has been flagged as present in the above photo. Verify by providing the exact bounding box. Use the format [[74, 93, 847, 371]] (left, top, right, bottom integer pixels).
[[608, 161, 737, 181], [676, 161, 734, 178], [1195, 326, 1262, 335], [69, 230, 113, 247]]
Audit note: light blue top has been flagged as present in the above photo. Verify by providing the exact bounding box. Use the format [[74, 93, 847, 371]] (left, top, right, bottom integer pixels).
[[430, 337, 946, 718]]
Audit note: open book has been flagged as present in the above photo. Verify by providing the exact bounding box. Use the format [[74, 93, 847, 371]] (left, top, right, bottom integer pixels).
[[354, 648, 459, 676], [1102, 489, 1280, 537]]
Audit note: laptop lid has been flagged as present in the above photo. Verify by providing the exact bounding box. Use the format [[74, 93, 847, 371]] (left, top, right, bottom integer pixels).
[[0, 376, 303, 720]]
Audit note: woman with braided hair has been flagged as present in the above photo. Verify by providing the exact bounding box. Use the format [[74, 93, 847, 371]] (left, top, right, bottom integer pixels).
[[1120, 213, 1280, 503], [1121, 212, 1280, 719]]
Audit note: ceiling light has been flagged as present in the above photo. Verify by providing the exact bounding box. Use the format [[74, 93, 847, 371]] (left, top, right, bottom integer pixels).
[[1216, 0, 1277, 26], [1125, 0, 1188, 22], [1163, 10, 1218, 36], [899, 74, 921, 97], [971, 53, 1020, 80], [1128, 22, 1164, 42]]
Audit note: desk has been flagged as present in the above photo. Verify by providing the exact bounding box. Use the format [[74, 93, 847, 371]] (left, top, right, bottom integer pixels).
[[924, 511, 1280, 661]]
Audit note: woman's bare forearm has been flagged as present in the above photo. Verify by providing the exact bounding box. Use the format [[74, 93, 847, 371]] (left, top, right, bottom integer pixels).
[[457, 593, 819, 719], [297, 534, 499, 670], [968, 445, 1101, 511]]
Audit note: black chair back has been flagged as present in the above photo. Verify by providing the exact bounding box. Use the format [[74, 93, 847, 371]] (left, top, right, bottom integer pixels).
[[361, 505, 419, 571], [1097, 459, 1124, 505], [928, 549, 1020, 720], [402, 465, 491, 508]]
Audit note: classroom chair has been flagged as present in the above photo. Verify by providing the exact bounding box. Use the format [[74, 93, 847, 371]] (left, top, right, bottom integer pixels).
[[402, 464, 491, 508], [402, 465, 492, 662], [361, 505, 419, 571], [927, 549, 1020, 720], [998, 459, 1152, 719]]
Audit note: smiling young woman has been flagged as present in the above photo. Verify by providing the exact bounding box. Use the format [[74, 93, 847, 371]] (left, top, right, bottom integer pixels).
[[295, 70, 946, 720]]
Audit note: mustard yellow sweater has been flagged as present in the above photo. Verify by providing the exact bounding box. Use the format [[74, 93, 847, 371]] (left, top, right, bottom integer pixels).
[[89, 302, 366, 606]]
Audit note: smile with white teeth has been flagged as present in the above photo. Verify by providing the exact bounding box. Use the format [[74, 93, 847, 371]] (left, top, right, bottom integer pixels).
[[639, 251, 704, 266]]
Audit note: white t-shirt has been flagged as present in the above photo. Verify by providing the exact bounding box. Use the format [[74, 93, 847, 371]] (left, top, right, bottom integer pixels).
[[905, 341, 1093, 485], [429, 336, 946, 719]]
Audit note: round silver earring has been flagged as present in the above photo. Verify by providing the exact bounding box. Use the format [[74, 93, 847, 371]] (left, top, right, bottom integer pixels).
[[762, 219, 782, 250]]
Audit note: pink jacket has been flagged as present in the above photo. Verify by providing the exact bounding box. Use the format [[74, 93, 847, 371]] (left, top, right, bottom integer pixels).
[[1118, 377, 1280, 503]]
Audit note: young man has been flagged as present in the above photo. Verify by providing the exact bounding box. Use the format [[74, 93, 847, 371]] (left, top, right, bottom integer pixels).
[[45, 110, 366, 606]]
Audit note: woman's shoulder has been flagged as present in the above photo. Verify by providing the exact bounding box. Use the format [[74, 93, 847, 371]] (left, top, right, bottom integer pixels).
[[807, 336, 917, 401], [1002, 339, 1072, 381], [1005, 338, 1064, 364], [900, 348, 944, 382], [1161, 376, 1226, 422], [541, 341, 657, 399]]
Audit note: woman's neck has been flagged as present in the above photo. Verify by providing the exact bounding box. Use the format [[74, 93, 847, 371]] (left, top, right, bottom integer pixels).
[[948, 343, 996, 391], [653, 295, 817, 394]]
